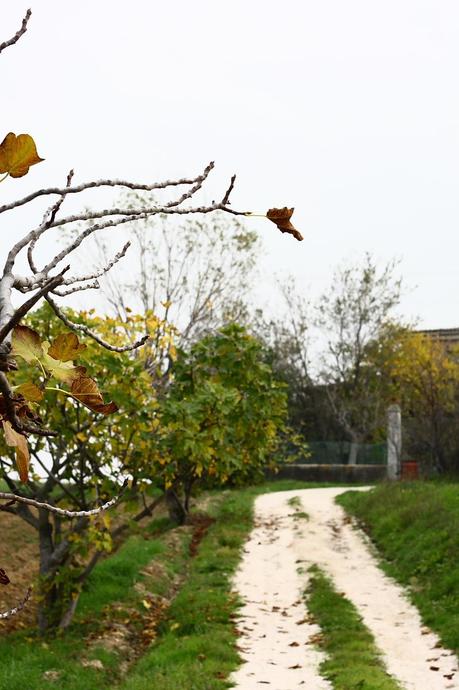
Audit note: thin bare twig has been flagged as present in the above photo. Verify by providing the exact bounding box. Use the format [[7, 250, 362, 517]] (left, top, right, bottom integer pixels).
[[0, 9, 31, 55], [45, 295, 149, 352], [28, 170, 74, 274], [0, 480, 128, 517], [0, 587, 32, 620], [0, 163, 216, 216]]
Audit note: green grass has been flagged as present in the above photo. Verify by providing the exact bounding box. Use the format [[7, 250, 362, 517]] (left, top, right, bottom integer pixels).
[[0, 521, 190, 690], [338, 481, 459, 655], [306, 566, 402, 690], [0, 480, 359, 690], [117, 489, 255, 690]]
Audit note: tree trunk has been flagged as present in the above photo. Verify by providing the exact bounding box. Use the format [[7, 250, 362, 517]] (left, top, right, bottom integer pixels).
[[348, 440, 359, 465], [37, 509, 59, 634], [165, 488, 187, 525]]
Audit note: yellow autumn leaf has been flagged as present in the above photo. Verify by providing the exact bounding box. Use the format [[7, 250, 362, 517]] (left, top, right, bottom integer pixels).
[[11, 325, 43, 364], [0, 133, 44, 178], [48, 333, 87, 362], [41, 342, 86, 384], [2, 420, 30, 483], [16, 382, 44, 402]]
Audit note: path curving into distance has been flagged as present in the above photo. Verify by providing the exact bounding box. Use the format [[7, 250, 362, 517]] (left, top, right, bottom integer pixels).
[[230, 487, 459, 690]]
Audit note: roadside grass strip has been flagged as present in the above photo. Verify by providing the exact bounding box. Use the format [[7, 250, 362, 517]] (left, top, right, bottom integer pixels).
[[0, 518, 191, 690], [306, 566, 402, 690], [337, 481, 459, 656], [117, 488, 255, 690]]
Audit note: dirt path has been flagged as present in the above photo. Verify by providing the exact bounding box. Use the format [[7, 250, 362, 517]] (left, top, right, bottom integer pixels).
[[230, 487, 459, 690]]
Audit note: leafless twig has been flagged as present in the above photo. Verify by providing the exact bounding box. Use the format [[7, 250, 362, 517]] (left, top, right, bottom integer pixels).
[[0, 587, 32, 619], [0, 9, 31, 55], [0, 480, 128, 517]]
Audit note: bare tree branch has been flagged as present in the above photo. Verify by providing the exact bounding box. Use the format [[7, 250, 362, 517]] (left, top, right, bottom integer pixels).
[[0, 480, 127, 517], [0, 163, 216, 216], [0, 273, 66, 345], [0, 9, 31, 55], [45, 294, 150, 352], [0, 587, 32, 619]]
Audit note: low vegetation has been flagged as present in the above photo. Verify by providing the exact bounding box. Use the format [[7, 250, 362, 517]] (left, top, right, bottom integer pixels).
[[338, 481, 459, 654], [0, 481, 316, 690], [306, 566, 402, 689]]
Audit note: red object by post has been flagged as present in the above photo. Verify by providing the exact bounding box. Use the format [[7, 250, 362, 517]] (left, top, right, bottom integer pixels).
[[401, 461, 419, 480]]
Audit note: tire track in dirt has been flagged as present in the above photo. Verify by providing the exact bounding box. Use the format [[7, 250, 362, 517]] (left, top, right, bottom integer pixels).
[[231, 487, 459, 690]]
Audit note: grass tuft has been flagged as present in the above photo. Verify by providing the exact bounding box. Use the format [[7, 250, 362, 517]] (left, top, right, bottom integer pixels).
[[306, 566, 402, 690]]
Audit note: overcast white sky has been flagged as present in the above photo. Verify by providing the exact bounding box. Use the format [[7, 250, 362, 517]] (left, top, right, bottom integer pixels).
[[1, 0, 458, 327]]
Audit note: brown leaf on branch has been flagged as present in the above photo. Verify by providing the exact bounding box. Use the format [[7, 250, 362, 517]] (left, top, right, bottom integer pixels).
[[0, 569, 10, 586], [48, 333, 87, 362], [266, 207, 303, 241], [2, 420, 30, 482], [0, 133, 44, 178], [70, 376, 118, 416]]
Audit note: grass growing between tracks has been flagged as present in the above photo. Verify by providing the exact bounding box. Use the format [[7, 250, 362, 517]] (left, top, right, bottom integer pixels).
[[338, 481, 459, 655], [306, 566, 402, 690]]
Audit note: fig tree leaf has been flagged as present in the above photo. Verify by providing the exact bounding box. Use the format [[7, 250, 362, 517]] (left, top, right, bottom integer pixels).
[[70, 376, 118, 415], [16, 382, 44, 402], [266, 207, 303, 241], [42, 342, 86, 384], [0, 133, 44, 178], [48, 332, 87, 362], [2, 420, 30, 483], [11, 325, 44, 363]]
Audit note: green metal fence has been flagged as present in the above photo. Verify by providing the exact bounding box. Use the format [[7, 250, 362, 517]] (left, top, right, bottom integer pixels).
[[302, 441, 387, 466]]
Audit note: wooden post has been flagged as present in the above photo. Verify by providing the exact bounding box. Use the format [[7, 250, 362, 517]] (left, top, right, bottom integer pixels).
[[387, 404, 401, 480]]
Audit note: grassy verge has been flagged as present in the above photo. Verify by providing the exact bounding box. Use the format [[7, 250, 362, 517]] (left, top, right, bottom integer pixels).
[[117, 488, 255, 690], [338, 481, 459, 655], [0, 516, 190, 690], [0, 480, 351, 689], [306, 566, 402, 690]]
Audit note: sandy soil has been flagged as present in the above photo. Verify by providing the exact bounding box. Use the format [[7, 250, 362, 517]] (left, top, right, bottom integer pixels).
[[230, 487, 459, 690]]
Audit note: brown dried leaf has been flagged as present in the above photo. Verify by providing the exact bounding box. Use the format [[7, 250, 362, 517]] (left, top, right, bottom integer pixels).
[[0, 569, 10, 586], [2, 420, 30, 482], [0, 133, 44, 178], [48, 333, 87, 362], [266, 207, 303, 241], [70, 376, 118, 416]]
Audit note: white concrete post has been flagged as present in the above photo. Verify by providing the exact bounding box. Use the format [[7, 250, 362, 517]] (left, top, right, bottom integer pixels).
[[387, 404, 402, 480]]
